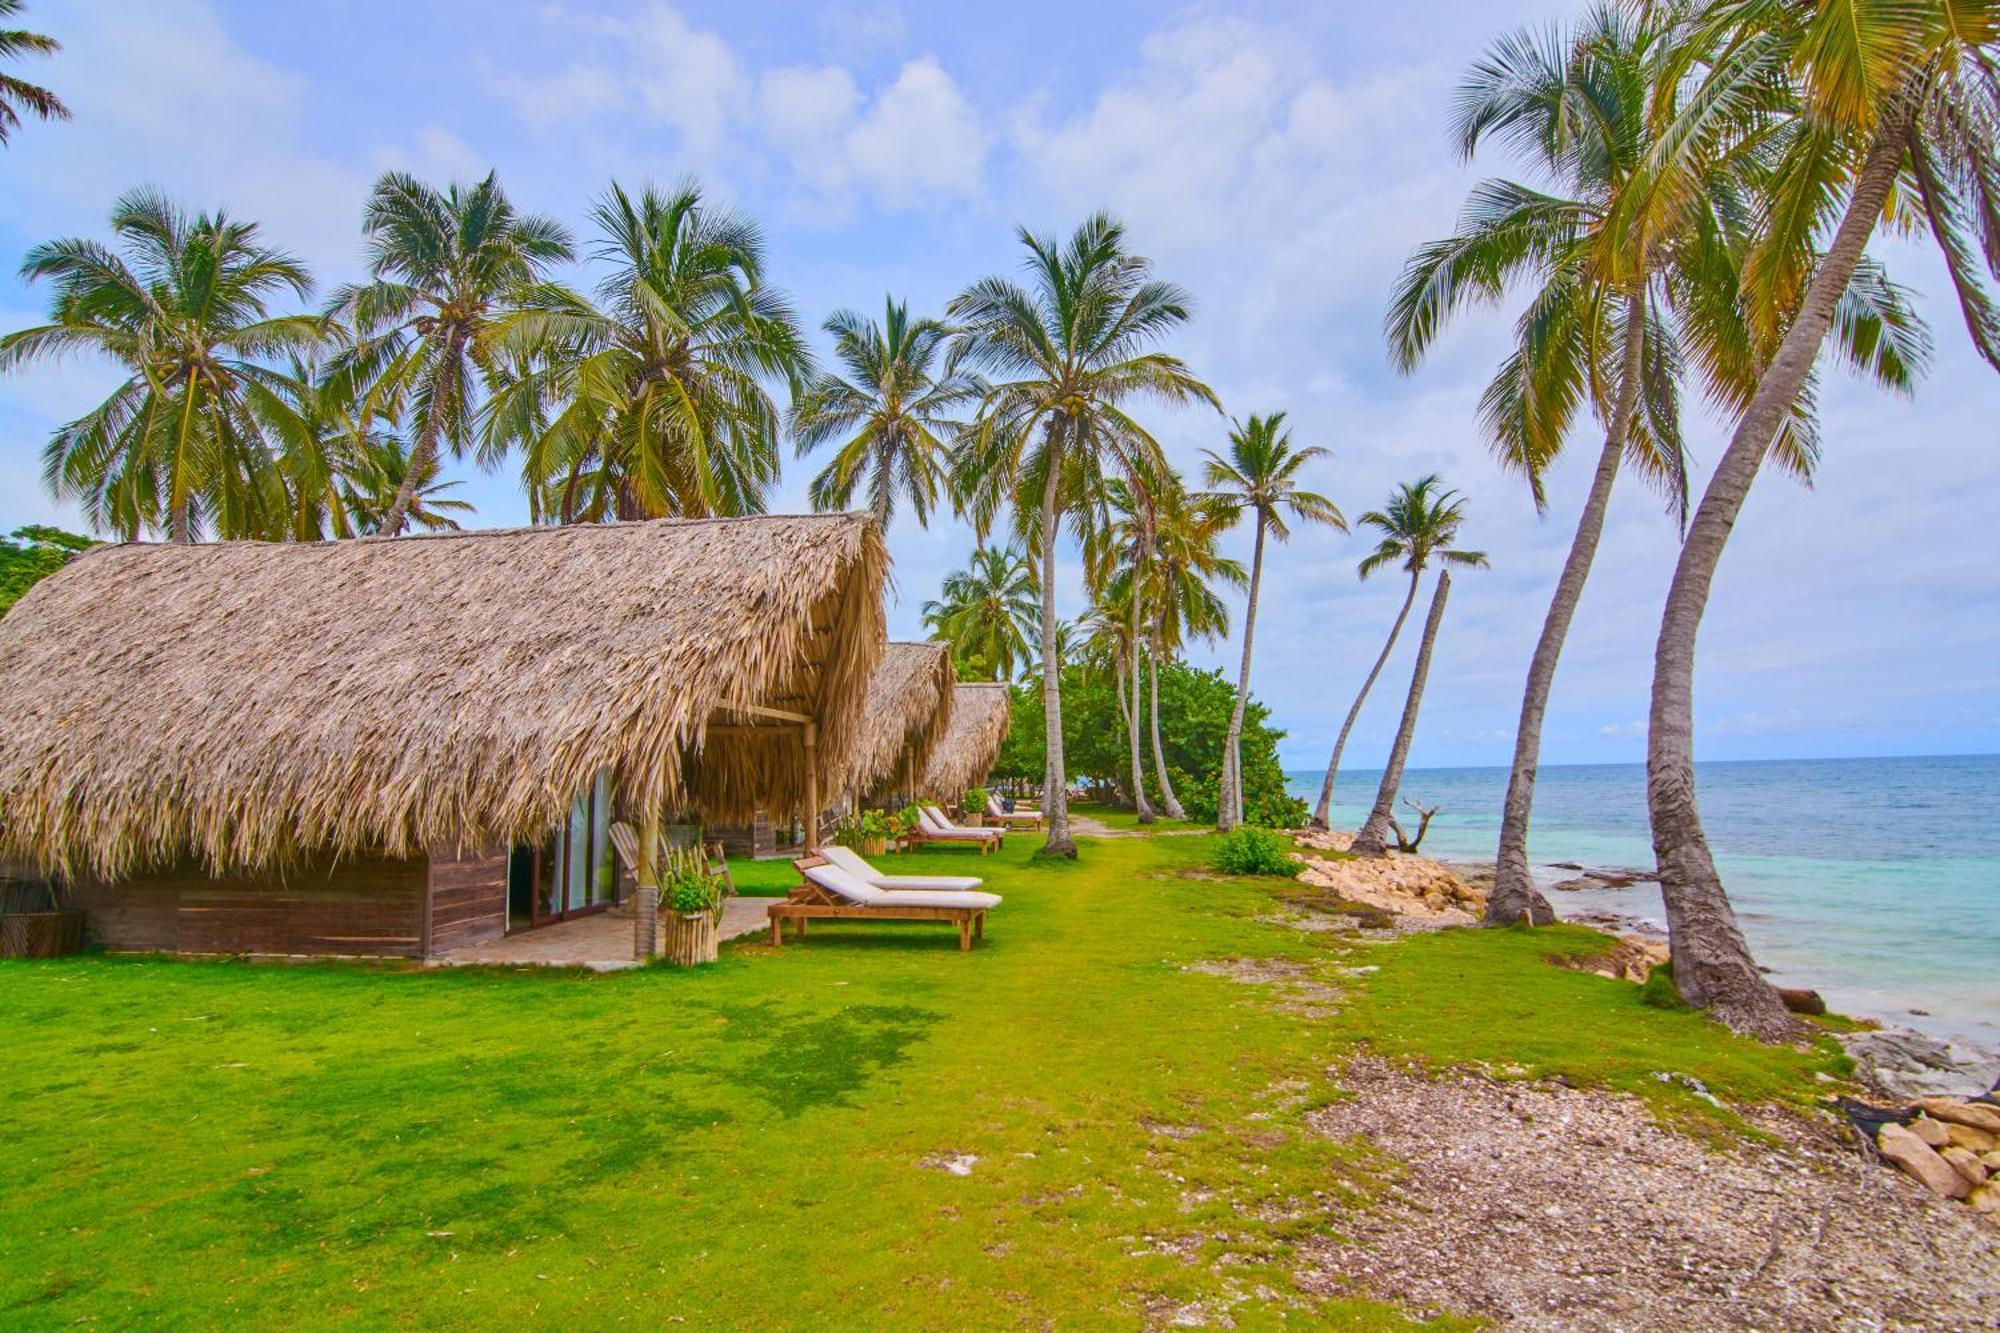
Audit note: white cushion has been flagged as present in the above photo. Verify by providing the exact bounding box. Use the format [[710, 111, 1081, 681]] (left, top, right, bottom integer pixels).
[[801, 861, 887, 905], [922, 805, 997, 837], [820, 846, 982, 892], [877, 888, 1002, 910], [817, 845, 879, 880]]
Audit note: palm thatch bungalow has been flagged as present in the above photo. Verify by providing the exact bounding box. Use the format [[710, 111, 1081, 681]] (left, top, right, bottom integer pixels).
[[920, 682, 1013, 804], [0, 515, 886, 959], [840, 642, 955, 803]]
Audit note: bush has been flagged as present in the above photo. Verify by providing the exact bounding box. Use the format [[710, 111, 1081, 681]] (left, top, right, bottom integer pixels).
[[834, 808, 893, 848], [661, 845, 719, 915], [963, 786, 990, 815], [1212, 827, 1299, 878], [1638, 963, 1690, 1011]]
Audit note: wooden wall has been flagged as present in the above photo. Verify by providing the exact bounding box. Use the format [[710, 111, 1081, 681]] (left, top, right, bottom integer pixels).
[[425, 844, 508, 954], [71, 853, 430, 958]]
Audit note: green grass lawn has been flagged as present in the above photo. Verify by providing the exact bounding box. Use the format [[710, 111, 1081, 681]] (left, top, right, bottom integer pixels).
[[1068, 801, 1208, 833], [0, 831, 1848, 1328]]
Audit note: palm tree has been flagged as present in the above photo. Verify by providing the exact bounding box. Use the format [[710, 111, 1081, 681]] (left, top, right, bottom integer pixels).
[[0, 189, 318, 541], [342, 438, 475, 534], [1632, 0, 2000, 1035], [791, 297, 980, 528], [922, 545, 1039, 681], [950, 214, 1219, 856], [1311, 476, 1484, 833], [488, 180, 809, 521], [0, 0, 67, 146], [1202, 412, 1344, 830], [1088, 474, 1170, 824], [1348, 481, 1487, 856], [1397, 3, 1925, 927], [327, 171, 571, 537], [1142, 475, 1243, 819], [1078, 574, 1145, 811]]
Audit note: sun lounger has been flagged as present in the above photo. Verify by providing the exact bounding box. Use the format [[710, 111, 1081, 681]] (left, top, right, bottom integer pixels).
[[906, 804, 1003, 854], [819, 843, 984, 892], [767, 857, 1001, 950], [985, 795, 1041, 829]]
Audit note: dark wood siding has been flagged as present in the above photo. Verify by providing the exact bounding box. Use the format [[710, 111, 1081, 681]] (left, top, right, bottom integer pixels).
[[70, 853, 428, 958], [426, 844, 507, 954]]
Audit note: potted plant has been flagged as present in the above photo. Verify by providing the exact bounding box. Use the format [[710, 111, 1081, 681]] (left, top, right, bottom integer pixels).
[[962, 786, 990, 828], [835, 809, 893, 858], [658, 845, 720, 966], [893, 804, 924, 850]]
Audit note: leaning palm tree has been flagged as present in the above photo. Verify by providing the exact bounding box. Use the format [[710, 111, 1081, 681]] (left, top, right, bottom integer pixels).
[[1087, 474, 1170, 824], [341, 438, 475, 534], [950, 214, 1219, 856], [791, 297, 981, 528], [1311, 476, 1484, 832], [1142, 475, 1242, 819], [0, 189, 319, 541], [1630, 0, 1999, 1035], [1202, 412, 1344, 829], [1348, 481, 1487, 856], [489, 180, 809, 521], [922, 545, 1040, 682], [327, 171, 571, 537], [0, 0, 67, 146]]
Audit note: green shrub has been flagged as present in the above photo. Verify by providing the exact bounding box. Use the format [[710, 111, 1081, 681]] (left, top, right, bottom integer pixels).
[[964, 786, 990, 815], [661, 844, 719, 915], [1212, 827, 1299, 878], [1638, 963, 1690, 1010], [834, 808, 893, 848], [894, 803, 924, 834]]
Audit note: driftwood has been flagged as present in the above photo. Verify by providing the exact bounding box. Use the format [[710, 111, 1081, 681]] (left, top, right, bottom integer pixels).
[[1385, 797, 1440, 854]]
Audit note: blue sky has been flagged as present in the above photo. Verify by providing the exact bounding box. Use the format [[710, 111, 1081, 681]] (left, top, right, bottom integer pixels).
[[2, 0, 1996, 770]]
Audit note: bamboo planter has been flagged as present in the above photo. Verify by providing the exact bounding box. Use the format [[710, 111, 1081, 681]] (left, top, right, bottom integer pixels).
[[0, 909, 86, 959], [660, 911, 719, 967], [860, 835, 889, 858]]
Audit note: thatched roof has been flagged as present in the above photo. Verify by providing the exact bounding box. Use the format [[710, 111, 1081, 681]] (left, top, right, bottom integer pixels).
[[842, 641, 954, 801], [920, 682, 1013, 800], [0, 515, 888, 877]]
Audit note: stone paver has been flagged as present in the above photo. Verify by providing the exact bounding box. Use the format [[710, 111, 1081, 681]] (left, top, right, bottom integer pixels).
[[432, 896, 780, 971]]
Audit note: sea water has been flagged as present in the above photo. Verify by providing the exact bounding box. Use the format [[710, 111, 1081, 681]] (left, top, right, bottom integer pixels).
[[1286, 754, 2000, 1046]]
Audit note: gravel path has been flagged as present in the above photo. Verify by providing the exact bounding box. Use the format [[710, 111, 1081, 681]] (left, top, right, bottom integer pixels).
[[1298, 1059, 2000, 1330]]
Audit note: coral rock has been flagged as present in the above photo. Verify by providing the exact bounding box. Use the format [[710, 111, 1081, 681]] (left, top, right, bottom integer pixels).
[[1878, 1122, 1973, 1200], [1941, 1146, 1990, 1187], [1914, 1098, 2000, 1135]]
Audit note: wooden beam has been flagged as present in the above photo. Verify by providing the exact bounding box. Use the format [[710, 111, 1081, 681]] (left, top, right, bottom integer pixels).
[[714, 703, 815, 726], [802, 721, 820, 851]]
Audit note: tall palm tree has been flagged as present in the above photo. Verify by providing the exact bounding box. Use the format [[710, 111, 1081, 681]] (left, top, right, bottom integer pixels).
[[1633, 0, 2000, 1035], [0, 0, 66, 146], [1202, 412, 1344, 830], [488, 180, 808, 521], [950, 214, 1219, 856], [791, 297, 981, 528], [1348, 481, 1487, 856], [1311, 476, 1485, 832], [1142, 475, 1243, 819], [342, 438, 475, 534], [0, 189, 318, 541], [327, 171, 571, 537], [922, 545, 1039, 681], [1397, 3, 1926, 927]]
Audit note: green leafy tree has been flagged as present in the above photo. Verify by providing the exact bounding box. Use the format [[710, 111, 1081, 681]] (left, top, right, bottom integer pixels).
[[951, 214, 1219, 856], [922, 545, 1039, 681], [0, 524, 92, 614], [791, 296, 980, 527], [1201, 411, 1343, 830], [0, 0, 67, 146], [1, 189, 319, 541], [327, 170, 571, 537], [489, 180, 809, 522]]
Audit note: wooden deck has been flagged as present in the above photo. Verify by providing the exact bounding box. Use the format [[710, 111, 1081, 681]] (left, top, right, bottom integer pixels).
[[429, 896, 780, 970]]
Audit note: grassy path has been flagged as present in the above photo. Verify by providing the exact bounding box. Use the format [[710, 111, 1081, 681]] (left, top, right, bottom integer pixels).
[[0, 831, 1845, 1327]]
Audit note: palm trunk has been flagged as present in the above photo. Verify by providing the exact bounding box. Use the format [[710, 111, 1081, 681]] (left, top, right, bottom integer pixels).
[[1129, 579, 1154, 824], [1148, 653, 1186, 819], [168, 367, 199, 544], [378, 340, 458, 538], [1647, 95, 1913, 1038], [1311, 569, 1420, 829], [1487, 290, 1647, 926], [1351, 570, 1451, 857], [1219, 514, 1267, 830], [1038, 424, 1075, 856]]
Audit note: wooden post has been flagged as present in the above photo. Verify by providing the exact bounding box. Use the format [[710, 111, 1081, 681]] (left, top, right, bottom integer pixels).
[[635, 802, 660, 960], [802, 721, 820, 851]]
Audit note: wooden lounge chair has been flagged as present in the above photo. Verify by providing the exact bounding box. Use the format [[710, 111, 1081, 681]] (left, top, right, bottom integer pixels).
[[819, 843, 984, 892], [904, 804, 1003, 854], [984, 795, 1041, 830], [768, 857, 1000, 950]]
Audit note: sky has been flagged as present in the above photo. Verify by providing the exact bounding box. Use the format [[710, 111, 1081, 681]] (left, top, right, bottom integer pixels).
[[1, 0, 1996, 772]]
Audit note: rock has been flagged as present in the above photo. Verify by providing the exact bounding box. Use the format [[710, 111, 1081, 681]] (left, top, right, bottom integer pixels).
[[1972, 1181, 2000, 1214], [1878, 1122, 1973, 1199], [1776, 987, 1826, 1016], [1840, 1029, 2000, 1101], [1552, 876, 1595, 892], [1907, 1116, 1952, 1148], [1943, 1121, 1998, 1155], [1547, 861, 1584, 871], [1914, 1098, 2000, 1135], [1941, 1145, 1990, 1186], [1984, 1150, 2000, 1171]]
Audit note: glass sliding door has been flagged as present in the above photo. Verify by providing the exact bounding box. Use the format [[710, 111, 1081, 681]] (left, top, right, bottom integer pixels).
[[513, 767, 618, 930]]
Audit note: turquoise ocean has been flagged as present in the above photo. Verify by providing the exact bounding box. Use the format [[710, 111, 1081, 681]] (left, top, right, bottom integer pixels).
[[1286, 754, 2000, 1047]]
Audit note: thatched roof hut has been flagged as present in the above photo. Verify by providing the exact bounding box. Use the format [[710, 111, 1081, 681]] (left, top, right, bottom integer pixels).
[[920, 682, 1013, 800], [0, 515, 887, 878], [841, 641, 955, 801]]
